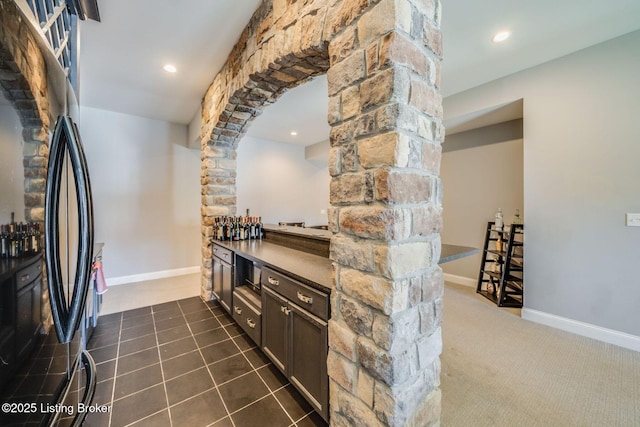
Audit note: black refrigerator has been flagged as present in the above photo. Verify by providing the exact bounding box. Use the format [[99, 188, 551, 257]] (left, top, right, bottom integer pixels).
[[0, 115, 98, 426]]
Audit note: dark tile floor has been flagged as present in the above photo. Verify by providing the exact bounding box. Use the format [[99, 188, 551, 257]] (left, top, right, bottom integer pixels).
[[85, 297, 327, 427]]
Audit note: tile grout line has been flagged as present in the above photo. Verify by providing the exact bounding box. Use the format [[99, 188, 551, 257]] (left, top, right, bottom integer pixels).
[[106, 312, 123, 427], [151, 304, 174, 427], [195, 298, 240, 427]]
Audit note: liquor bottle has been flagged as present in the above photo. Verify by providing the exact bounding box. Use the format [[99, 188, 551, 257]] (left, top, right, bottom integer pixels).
[[512, 209, 522, 225], [257, 217, 263, 240], [494, 208, 503, 230]]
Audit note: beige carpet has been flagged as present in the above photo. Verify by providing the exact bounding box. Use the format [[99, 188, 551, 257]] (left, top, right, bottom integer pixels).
[[441, 282, 640, 426]]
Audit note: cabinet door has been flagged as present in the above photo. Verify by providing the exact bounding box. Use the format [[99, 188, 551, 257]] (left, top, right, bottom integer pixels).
[[212, 256, 223, 304], [261, 286, 289, 374], [15, 282, 35, 360], [220, 261, 233, 313], [289, 303, 329, 421]]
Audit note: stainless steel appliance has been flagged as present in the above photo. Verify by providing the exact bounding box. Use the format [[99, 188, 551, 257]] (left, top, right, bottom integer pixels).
[[0, 116, 98, 426]]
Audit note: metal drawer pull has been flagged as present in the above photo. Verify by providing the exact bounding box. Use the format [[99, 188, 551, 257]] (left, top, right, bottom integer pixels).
[[268, 276, 279, 286], [21, 274, 30, 282], [234, 306, 242, 315], [280, 305, 291, 315], [223, 253, 228, 258], [0, 356, 8, 366], [297, 291, 313, 305], [246, 318, 256, 329]]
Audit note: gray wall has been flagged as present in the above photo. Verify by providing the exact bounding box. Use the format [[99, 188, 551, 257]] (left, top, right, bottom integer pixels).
[[79, 106, 201, 279], [440, 138, 524, 280], [444, 30, 640, 336], [236, 136, 330, 227], [0, 103, 25, 224]]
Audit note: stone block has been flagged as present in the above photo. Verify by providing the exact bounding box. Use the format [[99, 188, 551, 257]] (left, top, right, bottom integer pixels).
[[333, 380, 386, 427], [374, 168, 433, 204], [341, 85, 360, 120], [372, 307, 420, 352], [411, 204, 442, 236], [421, 266, 443, 302], [416, 327, 442, 370], [327, 49, 365, 95], [328, 146, 342, 176], [423, 18, 442, 58], [339, 143, 356, 172], [330, 173, 368, 205], [365, 42, 380, 75], [357, 336, 417, 386], [354, 112, 376, 137], [339, 294, 373, 337], [421, 140, 442, 173], [358, 0, 396, 47], [339, 268, 395, 314], [329, 25, 357, 65], [357, 367, 375, 408], [330, 120, 354, 146], [408, 77, 442, 118], [331, 0, 369, 36], [357, 132, 409, 168], [329, 319, 358, 361], [338, 205, 410, 241], [379, 32, 427, 76], [359, 67, 410, 112], [374, 242, 431, 279], [328, 93, 341, 124], [328, 351, 357, 391], [373, 367, 440, 427], [330, 234, 374, 271]]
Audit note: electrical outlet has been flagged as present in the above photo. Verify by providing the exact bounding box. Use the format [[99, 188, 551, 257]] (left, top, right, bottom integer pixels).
[[625, 213, 640, 227]]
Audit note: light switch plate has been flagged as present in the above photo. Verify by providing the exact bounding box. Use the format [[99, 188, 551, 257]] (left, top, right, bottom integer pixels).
[[625, 213, 640, 227]]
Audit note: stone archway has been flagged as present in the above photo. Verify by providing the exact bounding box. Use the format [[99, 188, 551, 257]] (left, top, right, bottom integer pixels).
[[0, 0, 52, 329], [200, 0, 444, 425]]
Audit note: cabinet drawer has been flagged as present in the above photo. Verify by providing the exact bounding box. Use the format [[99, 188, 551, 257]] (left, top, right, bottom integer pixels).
[[212, 244, 233, 264], [232, 291, 261, 346], [262, 267, 329, 321], [16, 258, 42, 291]]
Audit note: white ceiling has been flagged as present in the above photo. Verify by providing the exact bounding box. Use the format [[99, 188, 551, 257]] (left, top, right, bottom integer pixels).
[[79, 0, 640, 145]]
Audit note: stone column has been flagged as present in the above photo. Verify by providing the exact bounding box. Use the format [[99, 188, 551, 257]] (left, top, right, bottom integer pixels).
[[200, 145, 237, 299], [326, 0, 443, 425]]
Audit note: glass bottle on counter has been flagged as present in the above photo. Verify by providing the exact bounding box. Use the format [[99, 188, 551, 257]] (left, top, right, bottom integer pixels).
[[0, 225, 8, 258]]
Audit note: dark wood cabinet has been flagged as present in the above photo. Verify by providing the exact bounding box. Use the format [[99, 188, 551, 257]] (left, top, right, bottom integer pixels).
[[212, 243, 233, 313], [262, 286, 288, 373], [261, 267, 329, 422], [0, 254, 42, 391], [289, 303, 328, 413]]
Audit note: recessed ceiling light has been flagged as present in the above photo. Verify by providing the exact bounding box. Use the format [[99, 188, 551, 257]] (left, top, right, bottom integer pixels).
[[163, 64, 177, 73], [492, 31, 511, 43], [290, 131, 298, 136]]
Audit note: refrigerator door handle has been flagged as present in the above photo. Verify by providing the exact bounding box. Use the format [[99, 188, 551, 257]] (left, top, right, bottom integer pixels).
[[44, 115, 94, 344]]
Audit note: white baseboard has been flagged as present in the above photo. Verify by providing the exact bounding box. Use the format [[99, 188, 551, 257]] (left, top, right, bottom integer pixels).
[[106, 266, 200, 286], [443, 273, 476, 288], [522, 308, 640, 353]]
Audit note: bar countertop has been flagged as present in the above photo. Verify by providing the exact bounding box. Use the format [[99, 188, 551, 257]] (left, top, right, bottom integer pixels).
[[212, 236, 477, 293]]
